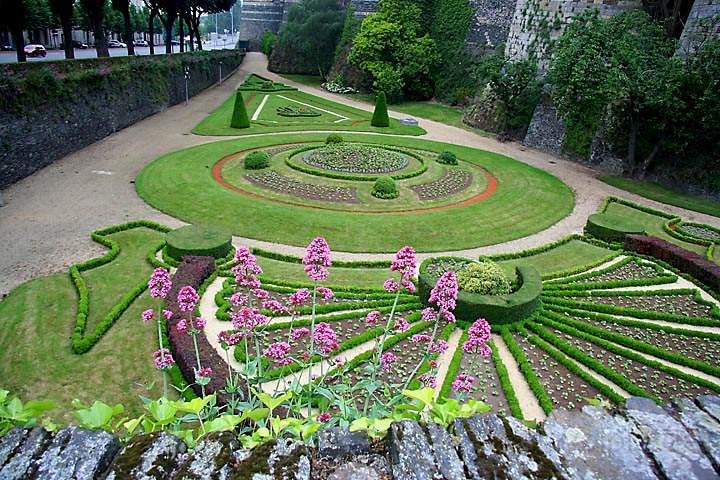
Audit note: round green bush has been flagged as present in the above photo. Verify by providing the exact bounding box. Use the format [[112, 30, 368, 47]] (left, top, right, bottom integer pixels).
[[165, 224, 232, 261], [457, 262, 512, 295], [245, 151, 270, 170], [437, 151, 458, 165], [372, 176, 399, 199], [325, 134, 344, 145], [585, 213, 645, 242]]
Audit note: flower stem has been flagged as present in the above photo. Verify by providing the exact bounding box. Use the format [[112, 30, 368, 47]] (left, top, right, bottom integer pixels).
[[192, 332, 205, 397], [307, 285, 317, 413], [363, 290, 400, 416], [403, 319, 440, 391]]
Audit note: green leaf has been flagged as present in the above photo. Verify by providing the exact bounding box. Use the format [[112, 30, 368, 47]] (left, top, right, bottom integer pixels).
[[176, 395, 214, 415], [240, 408, 270, 423], [401, 388, 435, 409], [254, 390, 292, 412], [205, 415, 244, 433], [123, 416, 145, 435], [73, 401, 124, 431], [146, 399, 177, 425]]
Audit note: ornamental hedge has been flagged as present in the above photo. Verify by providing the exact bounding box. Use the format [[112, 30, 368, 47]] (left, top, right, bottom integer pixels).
[[371, 91, 390, 127], [244, 151, 270, 169], [372, 176, 399, 199], [584, 212, 645, 242], [230, 90, 250, 129], [418, 258, 542, 324], [165, 225, 233, 261]]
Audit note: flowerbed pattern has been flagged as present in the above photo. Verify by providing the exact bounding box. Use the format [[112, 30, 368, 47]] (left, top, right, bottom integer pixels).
[[678, 223, 720, 243], [245, 171, 359, 203], [411, 169, 473, 201], [303, 145, 410, 174]]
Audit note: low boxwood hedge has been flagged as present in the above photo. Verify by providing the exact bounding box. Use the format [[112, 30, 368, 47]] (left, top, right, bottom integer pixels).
[[584, 212, 645, 242], [418, 258, 542, 324], [165, 224, 233, 261]]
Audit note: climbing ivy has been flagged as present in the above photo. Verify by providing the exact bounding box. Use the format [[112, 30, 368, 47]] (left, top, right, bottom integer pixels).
[[430, 0, 474, 104]]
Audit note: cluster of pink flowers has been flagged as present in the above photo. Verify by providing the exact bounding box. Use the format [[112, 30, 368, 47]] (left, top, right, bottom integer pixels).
[[394, 318, 410, 333], [365, 310, 381, 326], [418, 372, 436, 388], [451, 373, 475, 393], [196, 367, 212, 379], [291, 327, 310, 341], [153, 348, 175, 370], [218, 330, 244, 347], [412, 333, 431, 343], [385, 246, 417, 293], [289, 288, 311, 307], [462, 318, 491, 356], [313, 322, 339, 354], [318, 411, 332, 423], [142, 309, 155, 323], [264, 341, 293, 365], [303, 237, 332, 282], [429, 340, 449, 354], [148, 268, 171, 298], [230, 292, 248, 307], [232, 247, 263, 289], [428, 272, 458, 322], [231, 307, 269, 332], [263, 300, 290, 314], [317, 287, 334, 300], [176, 317, 206, 334], [177, 286, 200, 312], [252, 288, 269, 300], [380, 352, 396, 371]]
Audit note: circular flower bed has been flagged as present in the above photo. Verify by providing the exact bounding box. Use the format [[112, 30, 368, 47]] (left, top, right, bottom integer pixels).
[[303, 144, 410, 174]]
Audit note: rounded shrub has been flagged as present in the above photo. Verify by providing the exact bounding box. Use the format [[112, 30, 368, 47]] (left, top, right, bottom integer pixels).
[[372, 176, 399, 199], [437, 151, 458, 165], [244, 151, 270, 170], [585, 213, 645, 242], [165, 224, 232, 261], [325, 133, 344, 145], [457, 261, 512, 295]]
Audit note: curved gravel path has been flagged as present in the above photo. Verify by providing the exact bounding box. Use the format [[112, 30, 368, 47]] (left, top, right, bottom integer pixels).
[[1, 52, 718, 296]]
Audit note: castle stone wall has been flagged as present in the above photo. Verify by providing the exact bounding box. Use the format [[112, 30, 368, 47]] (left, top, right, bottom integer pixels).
[[678, 0, 720, 56], [467, 0, 516, 53]]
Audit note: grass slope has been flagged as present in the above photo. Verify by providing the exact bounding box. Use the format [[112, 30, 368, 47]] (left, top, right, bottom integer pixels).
[[136, 133, 574, 252], [600, 176, 720, 219]]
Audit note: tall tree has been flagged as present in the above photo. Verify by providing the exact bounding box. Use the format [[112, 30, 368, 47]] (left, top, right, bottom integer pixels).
[[143, 0, 161, 53], [0, 0, 27, 62], [80, 0, 109, 56], [158, 0, 179, 53], [111, 0, 135, 54], [50, 0, 76, 58]]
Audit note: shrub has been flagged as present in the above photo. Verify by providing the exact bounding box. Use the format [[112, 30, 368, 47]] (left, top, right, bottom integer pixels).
[[244, 151, 270, 169], [457, 262, 512, 295], [437, 151, 458, 165], [230, 90, 250, 129], [371, 91, 390, 127], [165, 224, 233, 261], [371, 176, 398, 199], [325, 133, 344, 145], [584, 212, 645, 242]]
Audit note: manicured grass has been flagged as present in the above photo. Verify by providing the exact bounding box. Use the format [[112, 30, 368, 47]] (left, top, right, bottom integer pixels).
[[599, 176, 720, 219], [258, 257, 390, 288], [193, 89, 425, 136], [497, 240, 616, 281], [0, 230, 168, 422], [136, 133, 574, 253]]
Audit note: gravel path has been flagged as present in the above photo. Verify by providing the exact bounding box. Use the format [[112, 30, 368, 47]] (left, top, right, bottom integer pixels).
[[1, 52, 718, 296]]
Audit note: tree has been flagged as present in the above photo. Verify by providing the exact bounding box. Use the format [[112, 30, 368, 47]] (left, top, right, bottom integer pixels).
[[0, 0, 27, 62], [50, 0, 76, 58], [158, 0, 179, 53], [80, 0, 109, 57], [348, 0, 439, 102], [111, 0, 135, 54], [231, 91, 250, 128], [371, 91, 390, 127], [142, 0, 161, 53]]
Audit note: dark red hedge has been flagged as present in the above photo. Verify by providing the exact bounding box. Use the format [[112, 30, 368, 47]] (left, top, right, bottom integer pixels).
[[624, 235, 720, 292]]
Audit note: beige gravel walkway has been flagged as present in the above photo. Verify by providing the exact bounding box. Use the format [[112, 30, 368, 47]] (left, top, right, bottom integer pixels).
[[1, 52, 718, 296]]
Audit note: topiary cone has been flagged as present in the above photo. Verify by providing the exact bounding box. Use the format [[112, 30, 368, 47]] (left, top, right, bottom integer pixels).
[[371, 91, 390, 127], [231, 90, 250, 129]]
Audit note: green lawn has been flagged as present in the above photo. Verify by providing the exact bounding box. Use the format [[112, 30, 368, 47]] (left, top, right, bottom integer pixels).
[[258, 257, 390, 288], [496, 239, 617, 281], [599, 176, 720, 219], [0, 230, 168, 422], [193, 88, 425, 136], [136, 133, 574, 253]]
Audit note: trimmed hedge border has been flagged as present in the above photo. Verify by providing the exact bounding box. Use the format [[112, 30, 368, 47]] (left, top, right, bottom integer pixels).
[[165, 224, 232, 261], [237, 73, 298, 92], [438, 329, 467, 400], [70, 220, 171, 354], [500, 328, 554, 414], [489, 338, 523, 419], [418, 259, 542, 325], [584, 212, 645, 242], [544, 257, 677, 291]]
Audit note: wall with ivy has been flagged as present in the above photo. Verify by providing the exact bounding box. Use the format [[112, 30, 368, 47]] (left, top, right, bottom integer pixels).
[[0, 50, 244, 189]]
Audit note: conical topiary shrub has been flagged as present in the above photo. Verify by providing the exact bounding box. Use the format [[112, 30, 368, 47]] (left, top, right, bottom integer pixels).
[[371, 91, 390, 127], [230, 90, 250, 129]]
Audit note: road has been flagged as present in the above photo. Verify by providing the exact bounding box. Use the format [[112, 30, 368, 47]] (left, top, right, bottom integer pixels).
[[0, 37, 239, 64]]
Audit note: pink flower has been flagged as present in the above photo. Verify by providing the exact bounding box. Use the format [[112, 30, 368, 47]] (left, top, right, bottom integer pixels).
[[333, 356, 346, 368], [176, 319, 188, 334], [148, 268, 171, 299], [318, 411, 332, 423], [313, 322, 339, 354], [462, 339, 492, 357], [291, 327, 310, 341], [232, 307, 269, 331], [412, 334, 431, 343], [365, 310, 382, 325], [418, 372, 436, 388], [394, 318, 410, 333], [177, 286, 199, 312], [236, 274, 261, 289], [196, 367, 212, 378], [263, 300, 290, 314], [421, 308, 437, 322], [153, 348, 175, 370], [142, 309, 154, 323], [194, 317, 206, 330], [162, 309, 173, 320], [252, 288, 270, 300], [289, 288, 311, 306], [234, 247, 263, 275], [303, 237, 332, 281], [380, 352, 396, 371], [264, 341, 292, 365], [317, 287, 334, 300], [218, 330, 243, 347], [429, 272, 458, 321], [305, 264, 329, 282], [383, 278, 400, 293], [391, 246, 417, 280], [430, 340, 449, 354], [401, 278, 417, 293], [468, 318, 491, 343], [230, 292, 248, 307], [452, 373, 475, 394]]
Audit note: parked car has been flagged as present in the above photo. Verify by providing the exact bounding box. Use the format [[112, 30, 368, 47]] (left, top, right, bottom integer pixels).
[[23, 44, 46, 57], [108, 40, 126, 48], [72, 40, 89, 49], [133, 39, 148, 47]]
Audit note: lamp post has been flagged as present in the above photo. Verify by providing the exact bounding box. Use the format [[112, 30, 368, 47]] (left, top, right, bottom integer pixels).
[[219, 60, 223, 83], [184, 66, 190, 104]]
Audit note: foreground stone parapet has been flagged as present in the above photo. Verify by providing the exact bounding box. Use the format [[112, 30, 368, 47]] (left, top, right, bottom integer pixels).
[[2, 395, 720, 479]]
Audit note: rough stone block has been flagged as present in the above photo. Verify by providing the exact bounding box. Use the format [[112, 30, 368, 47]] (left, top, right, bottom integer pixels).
[[674, 397, 720, 471], [317, 427, 371, 459], [106, 432, 186, 480], [0, 427, 50, 479], [33, 426, 120, 480], [173, 431, 241, 479], [388, 420, 440, 480]]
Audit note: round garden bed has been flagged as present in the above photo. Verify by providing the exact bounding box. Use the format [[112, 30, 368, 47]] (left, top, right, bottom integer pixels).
[[585, 213, 645, 242], [165, 224, 233, 261]]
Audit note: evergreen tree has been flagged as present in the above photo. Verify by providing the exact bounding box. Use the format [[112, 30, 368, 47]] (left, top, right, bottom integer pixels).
[[371, 91, 390, 127], [231, 91, 250, 129]]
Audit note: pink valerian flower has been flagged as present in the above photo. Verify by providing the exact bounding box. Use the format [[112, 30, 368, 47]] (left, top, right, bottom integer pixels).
[[229, 292, 248, 307], [430, 340, 449, 354], [313, 322, 339, 354], [394, 318, 410, 333], [421, 308, 437, 322], [412, 334, 431, 343], [264, 342, 292, 365], [176, 319, 189, 334], [148, 268, 171, 298], [234, 247, 263, 275], [162, 309, 173, 320], [383, 278, 400, 293], [380, 352, 396, 371], [194, 317, 207, 330], [177, 286, 200, 312], [428, 272, 458, 321], [468, 318, 491, 343], [391, 246, 417, 280], [252, 289, 270, 300], [263, 300, 290, 314], [429, 360, 438, 369], [141, 309, 155, 323], [153, 348, 175, 370], [401, 278, 417, 293], [303, 237, 332, 281], [196, 367, 213, 378], [462, 339, 492, 357], [318, 411, 332, 423], [289, 288, 311, 306], [218, 330, 244, 347], [232, 307, 269, 331], [418, 372, 436, 388], [365, 310, 382, 325], [317, 287, 334, 300], [291, 327, 310, 341], [452, 373, 475, 394], [235, 273, 261, 289]]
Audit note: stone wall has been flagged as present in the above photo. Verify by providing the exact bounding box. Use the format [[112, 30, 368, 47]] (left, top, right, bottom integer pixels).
[[467, 0, 516, 53], [2, 395, 720, 479], [238, 0, 285, 49], [678, 0, 720, 56], [0, 50, 244, 190]]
